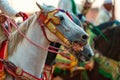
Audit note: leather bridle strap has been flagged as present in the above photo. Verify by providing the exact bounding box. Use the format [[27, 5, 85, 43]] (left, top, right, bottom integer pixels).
[[37, 12, 51, 42], [0, 14, 12, 38], [0, 59, 44, 80], [5, 15, 66, 54], [37, 9, 71, 46]]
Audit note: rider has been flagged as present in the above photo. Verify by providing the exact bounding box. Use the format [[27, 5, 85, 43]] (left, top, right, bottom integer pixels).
[[0, 1, 28, 79], [92, 0, 120, 35], [0, 0, 28, 18], [94, 0, 113, 25], [0, 0, 28, 48]]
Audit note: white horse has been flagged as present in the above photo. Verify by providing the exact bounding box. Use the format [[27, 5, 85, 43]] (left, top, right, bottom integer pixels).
[[0, 3, 89, 79], [58, 0, 94, 61]]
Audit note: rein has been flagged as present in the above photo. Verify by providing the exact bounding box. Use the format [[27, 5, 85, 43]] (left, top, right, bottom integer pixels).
[[0, 59, 44, 80], [0, 9, 74, 79], [0, 14, 13, 38], [0, 14, 65, 79], [0, 15, 44, 80], [6, 14, 67, 54]]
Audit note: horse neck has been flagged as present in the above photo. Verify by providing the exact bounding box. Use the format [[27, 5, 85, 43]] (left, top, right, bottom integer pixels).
[[8, 13, 50, 77]]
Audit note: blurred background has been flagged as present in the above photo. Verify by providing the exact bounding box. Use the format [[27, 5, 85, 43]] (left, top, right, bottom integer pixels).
[[8, 0, 120, 21]]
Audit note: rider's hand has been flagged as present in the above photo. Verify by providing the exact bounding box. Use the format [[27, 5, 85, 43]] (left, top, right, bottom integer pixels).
[[15, 12, 28, 21]]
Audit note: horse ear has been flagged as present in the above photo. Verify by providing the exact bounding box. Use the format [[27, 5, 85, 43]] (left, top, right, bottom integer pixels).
[[36, 2, 43, 10], [36, 2, 49, 12]]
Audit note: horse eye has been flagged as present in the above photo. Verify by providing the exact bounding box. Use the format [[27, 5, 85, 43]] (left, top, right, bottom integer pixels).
[[59, 16, 64, 21]]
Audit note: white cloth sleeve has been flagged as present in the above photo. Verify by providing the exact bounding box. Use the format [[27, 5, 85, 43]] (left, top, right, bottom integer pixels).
[[0, 0, 18, 17], [94, 10, 110, 25], [58, 0, 72, 12]]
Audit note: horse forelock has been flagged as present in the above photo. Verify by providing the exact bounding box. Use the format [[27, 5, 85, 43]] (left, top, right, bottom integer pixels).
[[9, 13, 39, 55]]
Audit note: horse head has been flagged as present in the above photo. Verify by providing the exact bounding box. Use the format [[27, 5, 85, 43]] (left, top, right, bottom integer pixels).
[[69, 13, 94, 61], [36, 3, 90, 53], [4, 3, 90, 79], [58, 0, 94, 61]]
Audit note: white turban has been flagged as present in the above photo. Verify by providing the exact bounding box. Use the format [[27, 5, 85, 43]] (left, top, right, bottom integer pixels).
[[104, 0, 112, 4]]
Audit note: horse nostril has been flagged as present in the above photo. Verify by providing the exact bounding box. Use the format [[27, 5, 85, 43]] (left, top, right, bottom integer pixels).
[[88, 53, 92, 58], [86, 54, 92, 61], [82, 35, 89, 40]]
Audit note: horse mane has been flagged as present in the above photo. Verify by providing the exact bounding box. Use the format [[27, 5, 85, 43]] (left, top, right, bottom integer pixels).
[[9, 5, 56, 55], [9, 13, 39, 55]]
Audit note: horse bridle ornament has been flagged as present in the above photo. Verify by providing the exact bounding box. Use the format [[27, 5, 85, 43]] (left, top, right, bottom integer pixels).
[[0, 10, 73, 80], [38, 9, 71, 46]]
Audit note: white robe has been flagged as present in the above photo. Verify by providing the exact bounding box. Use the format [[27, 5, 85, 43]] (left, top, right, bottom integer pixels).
[[0, 0, 18, 17], [94, 7, 112, 25], [58, 0, 80, 14]]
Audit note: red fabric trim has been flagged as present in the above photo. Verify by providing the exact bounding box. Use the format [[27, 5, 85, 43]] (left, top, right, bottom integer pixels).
[[0, 40, 8, 71], [19, 12, 28, 21]]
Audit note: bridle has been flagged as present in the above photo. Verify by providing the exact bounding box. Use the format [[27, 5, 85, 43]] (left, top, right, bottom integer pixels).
[[0, 14, 13, 38], [1, 10, 73, 54], [0, 9, 75, 80], [37, 9, 72, 46]]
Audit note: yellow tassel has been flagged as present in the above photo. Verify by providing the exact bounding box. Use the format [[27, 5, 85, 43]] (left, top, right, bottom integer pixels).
[[0, 71, 6, 80]]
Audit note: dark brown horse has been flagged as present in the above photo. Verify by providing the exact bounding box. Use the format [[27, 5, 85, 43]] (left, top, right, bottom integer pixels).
[[93, 26, 120, 61], [86, 26, 120, 80], [52, 25, 120, 80]]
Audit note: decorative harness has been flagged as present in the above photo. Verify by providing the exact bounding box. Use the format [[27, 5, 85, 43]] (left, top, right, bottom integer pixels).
[[37, 9, 71, 46], [0, 9, 73, 80]]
